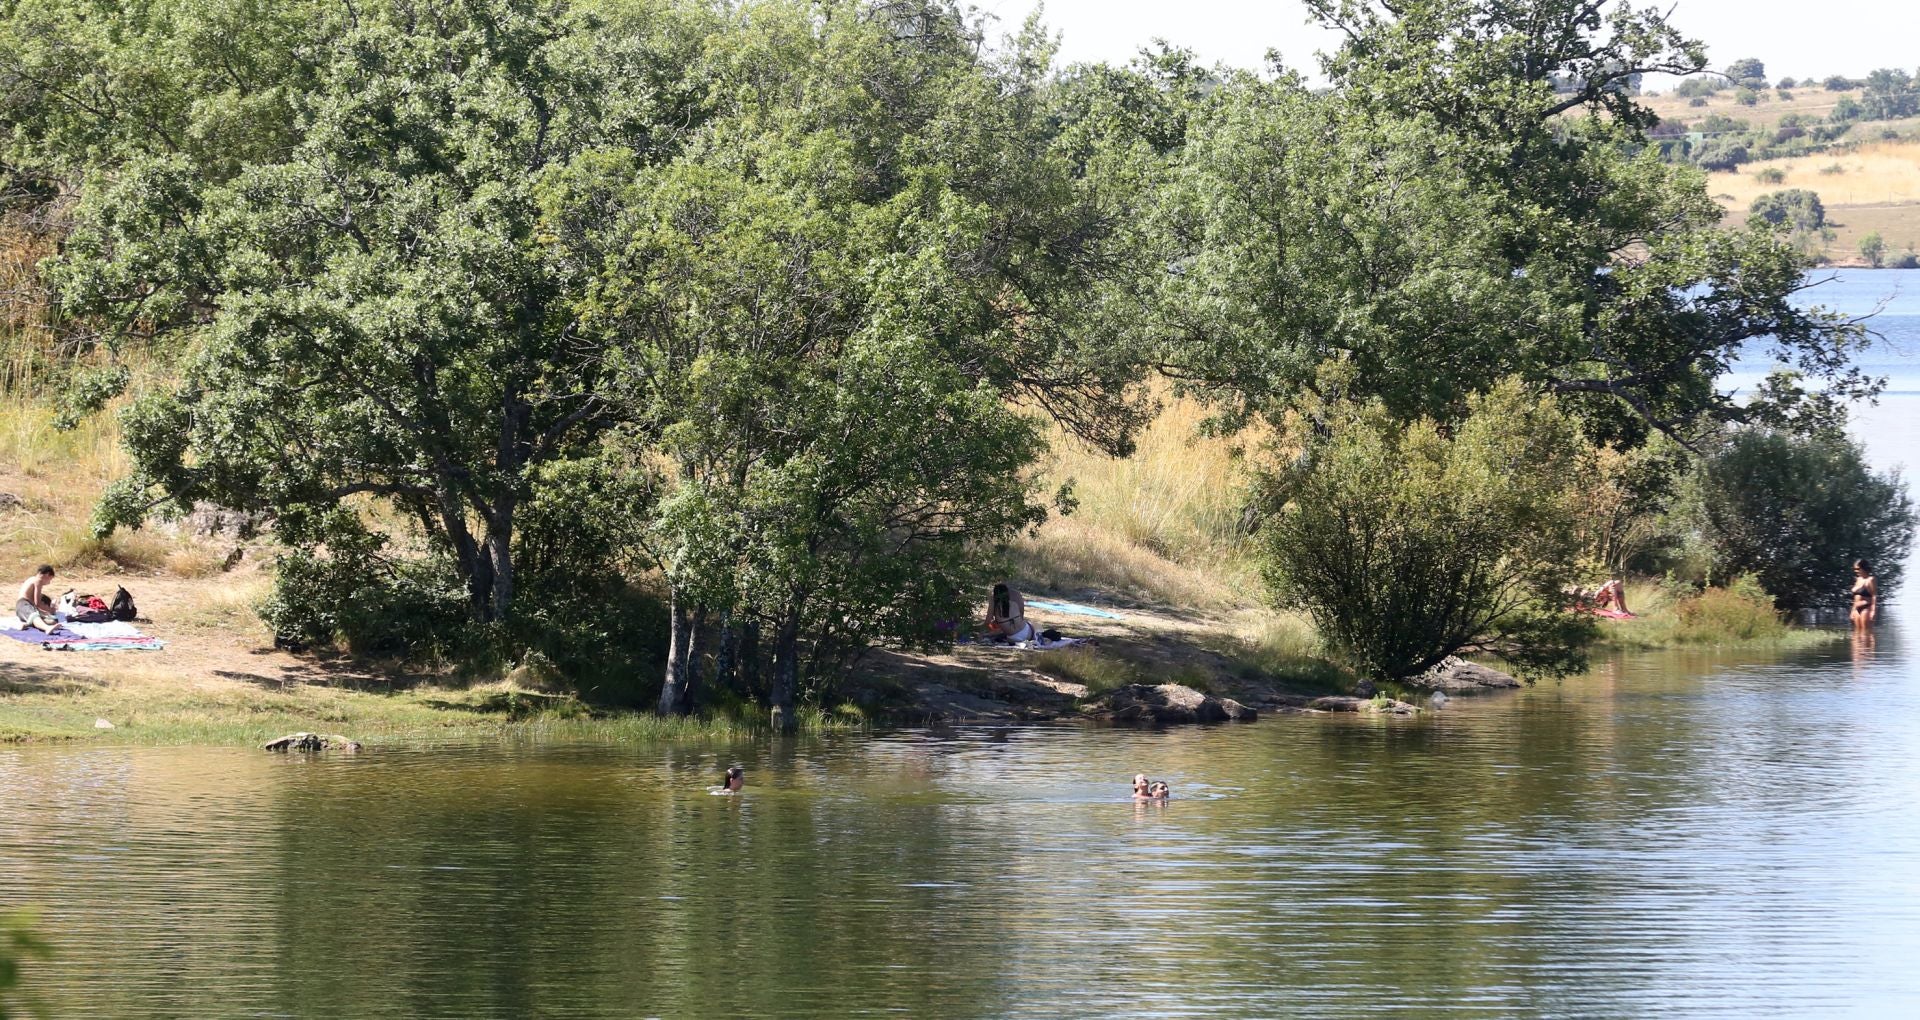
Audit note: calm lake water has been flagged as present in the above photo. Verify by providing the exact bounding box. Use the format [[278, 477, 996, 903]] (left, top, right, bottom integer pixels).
[[7, 271, 1920, 1018]]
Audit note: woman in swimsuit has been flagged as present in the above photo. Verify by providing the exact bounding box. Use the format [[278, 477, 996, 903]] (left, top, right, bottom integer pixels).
[[985, 582, 1034, 644], [1850, 559, 1878, 632]]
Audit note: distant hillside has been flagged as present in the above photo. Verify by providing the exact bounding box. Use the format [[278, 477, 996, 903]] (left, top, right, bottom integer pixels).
[[1640, 74, 1920, 266]]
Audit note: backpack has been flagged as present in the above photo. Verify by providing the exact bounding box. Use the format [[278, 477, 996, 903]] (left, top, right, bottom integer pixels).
[[110, 586, 138, 622]]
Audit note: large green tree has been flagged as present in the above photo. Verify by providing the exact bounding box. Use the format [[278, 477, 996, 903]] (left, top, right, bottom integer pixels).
[[41, 0, 714, 624], [1139, 0, 1876, 446]]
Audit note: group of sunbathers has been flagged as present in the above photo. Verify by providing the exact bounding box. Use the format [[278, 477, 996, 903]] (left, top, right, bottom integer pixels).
[[1569, 577, 1631, 616]]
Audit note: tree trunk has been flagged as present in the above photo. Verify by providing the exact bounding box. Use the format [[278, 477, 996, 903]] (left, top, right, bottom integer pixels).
[[739, 619, 761, 698], [658, 593, 693, 715], [770, 613, 800, 732], [713, 610, 740, 698], [677, 606, 709, 714], [483, 503, 514, 623]]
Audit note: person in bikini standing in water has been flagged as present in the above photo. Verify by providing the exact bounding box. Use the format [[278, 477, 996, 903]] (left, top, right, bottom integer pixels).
[[1850, 559, 1879, 632]]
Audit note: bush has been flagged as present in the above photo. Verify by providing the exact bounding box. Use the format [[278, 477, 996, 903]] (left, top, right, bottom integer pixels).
[[1861, 232, 1887, 268], [1749, 189, 1825, 231], [1734, 87, 1760, 106], [1640, 575, 1788, 644], [1824, 75, 1858, 91], [1777, 90, 1794, 102], [1895, 251, 1920, 270], [1689, 96, 1708, 108], [1831, 95, 1862, 122], [259, 541, 473, 659], [1754, 167, 1786, 184], [1777, 77, 1797, 89], [1690, 429, 1916, 612], [1, 911, 49, 1019], [1259, 379, 1595, 681]]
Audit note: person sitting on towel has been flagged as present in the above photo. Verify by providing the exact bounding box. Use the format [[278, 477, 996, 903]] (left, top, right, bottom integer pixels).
[[15, 565, 58, 633], [1591, 578, 1630, 615], [985, 582, 1034, 643]]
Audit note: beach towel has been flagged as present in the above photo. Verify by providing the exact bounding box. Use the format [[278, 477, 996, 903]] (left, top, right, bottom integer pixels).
[[1580, 607, 1635, 620], [1024, 599, 1124, 621], [2, 623, 166, 651]]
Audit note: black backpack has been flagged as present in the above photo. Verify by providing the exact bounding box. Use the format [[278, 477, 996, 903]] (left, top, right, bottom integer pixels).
[[110, 586, 138, 622]]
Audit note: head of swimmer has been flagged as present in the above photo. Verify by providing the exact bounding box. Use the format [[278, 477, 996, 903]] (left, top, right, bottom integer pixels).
[[723, 765, 744, 791]]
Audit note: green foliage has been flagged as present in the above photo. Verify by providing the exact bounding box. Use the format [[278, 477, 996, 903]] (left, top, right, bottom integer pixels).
[[1861, 68, 1920, 120], [1140, 0, 1869, 447], [1733, 87, 1760, 106], [1725, 58, 1767, 90], [1831, 95, 1863, 122], [1824, 75, 1858, 91], [1749, 189, 1826, 231], [1260, 379, 1597, 681], [0, 911, 49, 1020], [1675, 76, 1725, 98], [1754, 167, 1786, 184], [1861, 232, 1887, 268], [1609, 575, 1791, 646], [1688, 429, 1916, 612]]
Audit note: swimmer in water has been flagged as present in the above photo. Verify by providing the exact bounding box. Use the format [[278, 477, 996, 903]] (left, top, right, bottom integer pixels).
[[722, 765, 744, 792], [1132, 773, 1151, 799], [1148, 781, 1170, 800]]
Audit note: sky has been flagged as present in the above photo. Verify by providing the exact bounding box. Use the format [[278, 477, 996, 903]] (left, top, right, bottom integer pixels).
[[975, 1, 1920, 82]]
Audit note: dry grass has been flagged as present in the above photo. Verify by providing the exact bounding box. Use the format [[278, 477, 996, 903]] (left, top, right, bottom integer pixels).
[[1641, 86, 1863, 132], [1016, 390, 1265, 611], [1701, 139, 1920, 262], [1708, 140, 1920, 210]]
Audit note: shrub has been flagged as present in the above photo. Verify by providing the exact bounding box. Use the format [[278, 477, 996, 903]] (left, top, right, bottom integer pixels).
[[1754, 166, 1786, 184], [1, 911, 49, 1019], [1688, 96, 1708, 108], [1777, 77, 1797, 89], [1689, 429, 1916, 612], [256, 521, 472, 659], [1749, 189, 1825, 231], [1734, 87, 1760, 106], [1895, 252, 1920, 270], [1861, 232, 1887, 268], [1777, 90, 1794, 102], [1259, 379, 1595, 681], [1819, 162, 1848, 175], [1640, 575, 1788, 644], [1824, 75, 1858, 91], [1831, 95, 1862, 122]]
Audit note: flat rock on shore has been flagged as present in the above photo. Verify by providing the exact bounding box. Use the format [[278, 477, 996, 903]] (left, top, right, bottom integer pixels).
[[1092, 683, 1257, 725], [1404, 657, 1521, 693]]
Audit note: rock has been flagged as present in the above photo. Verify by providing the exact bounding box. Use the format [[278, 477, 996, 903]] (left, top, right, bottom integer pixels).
[[1094, 683, 1258, 725], [0, 492, 24, 513], [159, 501, 268, 541], [263, 732, 362, 752], [1405, 656, 1521, 693], [94, 717, 114, 730], [1307, 696, 1419, 715], [1352, 677, 1377, 698]]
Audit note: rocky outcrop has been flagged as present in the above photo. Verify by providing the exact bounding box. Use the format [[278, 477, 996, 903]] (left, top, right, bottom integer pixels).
[[1307, 696, 1419, 715], [156, 501, 268, 541], [1404, 657, 1521, 693], [263, 732, 362, 752], [1093, 683, 1256, 725]]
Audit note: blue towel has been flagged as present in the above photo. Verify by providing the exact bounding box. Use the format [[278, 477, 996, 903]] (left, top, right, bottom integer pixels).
[[1025, 599, 1123, 620]]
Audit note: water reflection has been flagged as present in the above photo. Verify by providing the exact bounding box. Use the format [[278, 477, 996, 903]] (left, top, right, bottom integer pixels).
[[6, 626, 1920, 1018]]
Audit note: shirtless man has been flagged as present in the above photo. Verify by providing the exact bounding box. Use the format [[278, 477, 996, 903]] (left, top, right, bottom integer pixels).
[[15, 565, 57, 633]]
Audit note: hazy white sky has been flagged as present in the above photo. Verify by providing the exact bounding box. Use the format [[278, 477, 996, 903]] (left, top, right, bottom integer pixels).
[[977, 1, 1919, 81]]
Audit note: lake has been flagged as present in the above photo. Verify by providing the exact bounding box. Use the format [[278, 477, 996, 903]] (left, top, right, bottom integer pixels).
[[6, 271, 1920, 1018]]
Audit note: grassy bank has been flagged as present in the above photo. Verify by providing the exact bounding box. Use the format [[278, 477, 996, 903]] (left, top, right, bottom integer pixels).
[[1593, 579, 1846, 651], [0, 672, 861, 746]]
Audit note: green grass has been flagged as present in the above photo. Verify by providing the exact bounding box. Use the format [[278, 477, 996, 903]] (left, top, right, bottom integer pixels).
[[1595, 577, 1842, 650], [0, 678, 861, 746], [1032, 646, 1144, 696]]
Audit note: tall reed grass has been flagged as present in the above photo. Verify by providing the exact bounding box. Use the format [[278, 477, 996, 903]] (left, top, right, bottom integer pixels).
[[1016, 390, 1264, 611]]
